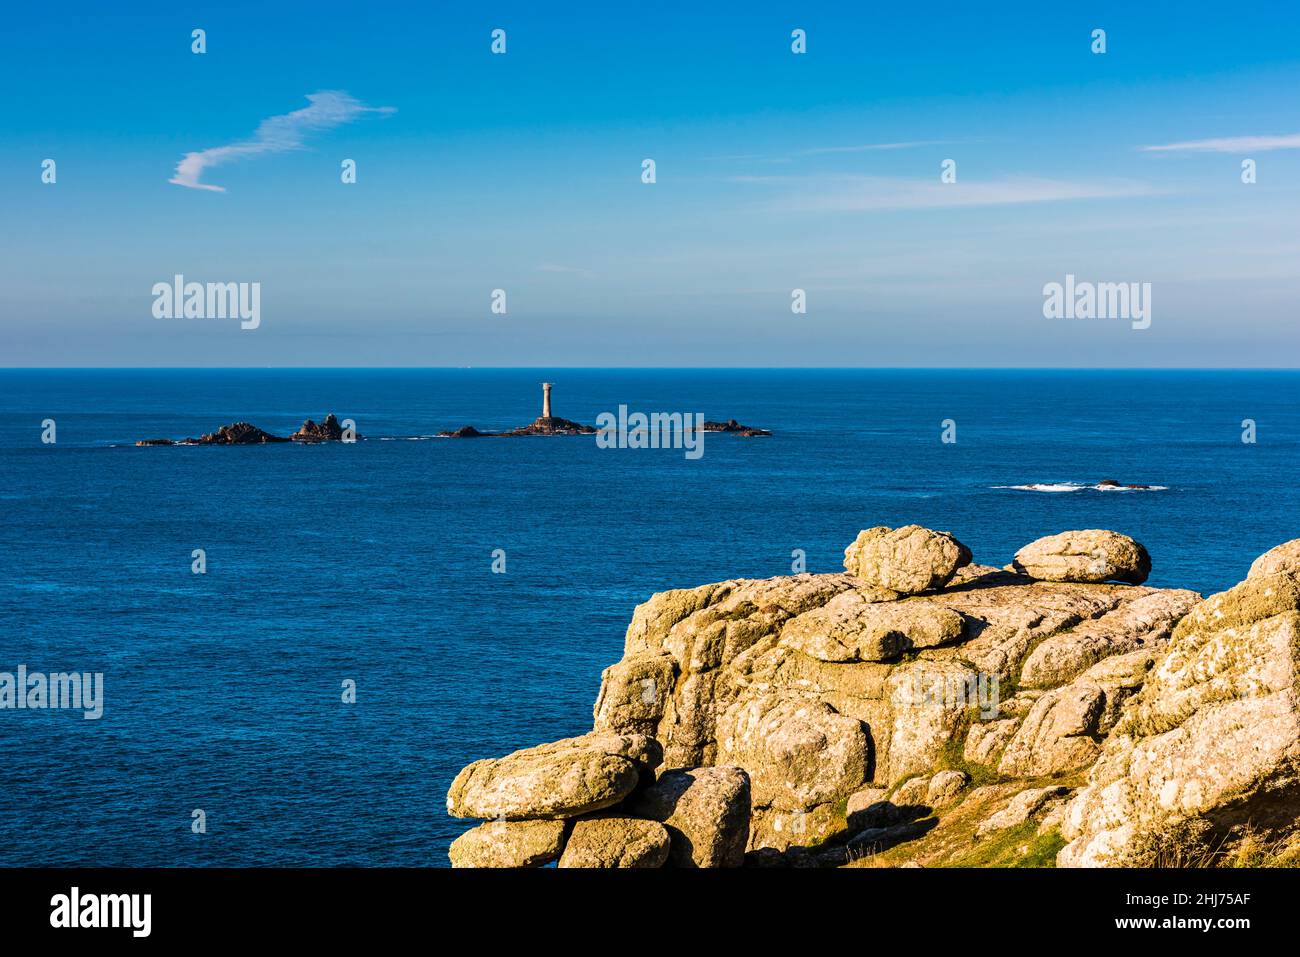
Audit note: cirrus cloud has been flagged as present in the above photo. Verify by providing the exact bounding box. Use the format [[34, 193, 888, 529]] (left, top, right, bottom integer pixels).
[[170, 90, 395, 192], [732, 174, 1162, 212], [1140, 133, 1300, 154]]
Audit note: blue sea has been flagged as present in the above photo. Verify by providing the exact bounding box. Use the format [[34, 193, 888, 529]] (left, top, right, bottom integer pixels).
[[1, 369, 1296, 866]]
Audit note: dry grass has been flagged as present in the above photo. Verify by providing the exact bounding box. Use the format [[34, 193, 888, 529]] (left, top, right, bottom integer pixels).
[[1117, 818, 1300, 868]]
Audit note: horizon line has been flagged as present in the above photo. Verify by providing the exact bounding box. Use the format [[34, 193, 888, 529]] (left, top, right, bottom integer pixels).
[[5, 366, 1300, 373]]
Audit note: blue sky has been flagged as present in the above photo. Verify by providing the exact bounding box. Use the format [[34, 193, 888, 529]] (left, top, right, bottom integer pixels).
[[3, 1, 1300, 367]]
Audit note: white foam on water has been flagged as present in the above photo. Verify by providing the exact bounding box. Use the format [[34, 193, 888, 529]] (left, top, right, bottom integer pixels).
[[994, 482, 1168, 493], [994, 483, 1086, 492]]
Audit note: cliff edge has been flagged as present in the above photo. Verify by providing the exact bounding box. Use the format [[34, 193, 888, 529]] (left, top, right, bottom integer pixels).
[[446, 527, 1300, 868]]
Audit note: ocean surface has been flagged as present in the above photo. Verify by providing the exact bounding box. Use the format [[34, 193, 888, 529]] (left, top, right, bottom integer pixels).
[[1, 369, 1296, 866]]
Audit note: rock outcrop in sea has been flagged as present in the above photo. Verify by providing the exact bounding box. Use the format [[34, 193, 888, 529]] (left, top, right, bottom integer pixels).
[[289, 413, 349, 442], [437, 384, 770, 438], [136, 413, 355, 446], [697, 419, 772, 437], [438, 415, 598, 438], [437, 416, 773, 438], [438, 382, 599, 437], [447, 525, 1300, 868]]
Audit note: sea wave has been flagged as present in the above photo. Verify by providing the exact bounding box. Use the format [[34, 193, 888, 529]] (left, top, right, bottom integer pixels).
[[993, 482, 1168, 493]]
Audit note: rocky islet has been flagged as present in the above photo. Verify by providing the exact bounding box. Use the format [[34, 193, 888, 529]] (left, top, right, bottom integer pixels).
[[136, 412, 355, 446]]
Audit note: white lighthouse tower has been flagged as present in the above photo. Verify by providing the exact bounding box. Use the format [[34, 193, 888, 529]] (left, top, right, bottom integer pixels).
[[541, 382, 553, 419]]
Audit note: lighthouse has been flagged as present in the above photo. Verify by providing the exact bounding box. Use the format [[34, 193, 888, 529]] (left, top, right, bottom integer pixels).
[[541, 382, 553, 419]]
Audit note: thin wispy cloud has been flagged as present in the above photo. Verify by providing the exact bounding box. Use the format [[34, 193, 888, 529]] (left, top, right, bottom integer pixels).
[[799, 140, 952, 155], [537, 263, 595, 279], [700, 153, 794, 164], [703, 140, 952, 163], [170, 90, 394, 192], [1140, 133, 1300, 154], [736, 175, 1161, 212]]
